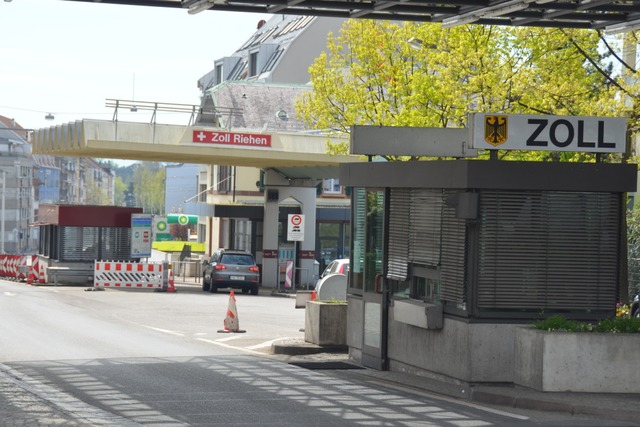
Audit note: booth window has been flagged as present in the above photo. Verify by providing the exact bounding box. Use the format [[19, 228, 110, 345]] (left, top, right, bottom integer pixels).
[[386, 188, 467, 310], [414, 276, 436, 302]]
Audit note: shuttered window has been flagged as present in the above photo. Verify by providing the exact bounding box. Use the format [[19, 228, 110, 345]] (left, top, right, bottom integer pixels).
[[101, 227, 131, 260], [61, 227, 99, 262], [440, 190, 467, 305], [409, 189, 443, 266], [350, 188, 367, 290], [477, 191, 620, 312], [61, 226, 132, 262], [387, 189, 410, 280], [387, 188, 468, 306]]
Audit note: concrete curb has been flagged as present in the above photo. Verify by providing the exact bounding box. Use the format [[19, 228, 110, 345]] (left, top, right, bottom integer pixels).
[[469, 387, 640, 424]]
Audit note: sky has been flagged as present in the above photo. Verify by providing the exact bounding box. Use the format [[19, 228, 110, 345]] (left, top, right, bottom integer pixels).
[[0, 0, 271, 133]]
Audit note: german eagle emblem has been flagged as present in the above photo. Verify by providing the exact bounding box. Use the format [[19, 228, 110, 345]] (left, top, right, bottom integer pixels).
[[484, 115, 508, 147]]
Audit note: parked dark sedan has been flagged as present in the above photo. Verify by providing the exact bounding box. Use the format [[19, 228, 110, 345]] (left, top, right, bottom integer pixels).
[[202, 249, 260, 295]]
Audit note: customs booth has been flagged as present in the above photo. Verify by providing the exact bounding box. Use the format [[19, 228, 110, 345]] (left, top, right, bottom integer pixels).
[[339, 158, 636, 383], [37, 204, 143, 284]]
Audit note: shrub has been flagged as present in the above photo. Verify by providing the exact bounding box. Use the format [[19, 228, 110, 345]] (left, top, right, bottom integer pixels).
[[532, 315, 640, 333]]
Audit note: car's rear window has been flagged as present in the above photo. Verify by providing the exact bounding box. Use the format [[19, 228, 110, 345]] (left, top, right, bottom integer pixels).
[[221, 254, 254, 265]]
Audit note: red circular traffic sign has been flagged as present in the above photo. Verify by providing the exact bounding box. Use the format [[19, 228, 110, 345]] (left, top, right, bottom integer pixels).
[[291, 214, 302, 226]]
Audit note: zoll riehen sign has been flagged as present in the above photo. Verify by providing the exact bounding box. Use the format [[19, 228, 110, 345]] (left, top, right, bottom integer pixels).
[[470, 114, 626, 153], [193, 130, 271, 147]]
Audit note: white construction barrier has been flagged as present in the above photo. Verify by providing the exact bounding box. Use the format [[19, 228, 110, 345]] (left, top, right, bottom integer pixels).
[[94, 261, 164, 289]]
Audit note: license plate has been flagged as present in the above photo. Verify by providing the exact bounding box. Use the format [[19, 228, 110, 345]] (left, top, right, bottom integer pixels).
[[230, 275, 244, 280]]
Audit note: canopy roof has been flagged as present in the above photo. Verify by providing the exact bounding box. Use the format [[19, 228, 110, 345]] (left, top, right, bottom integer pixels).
[[61, 0, 640, 32]]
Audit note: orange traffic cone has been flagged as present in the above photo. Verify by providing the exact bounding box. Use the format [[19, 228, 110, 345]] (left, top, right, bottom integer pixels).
[[38, 263, 46, 284], [218, 291, 246, 333], [166, 269, 176, 293], [311, 290, 317, 301], [27, 265, 34, 285]]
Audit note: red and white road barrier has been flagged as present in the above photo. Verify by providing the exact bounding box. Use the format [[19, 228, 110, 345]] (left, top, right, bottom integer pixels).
[[94, 261, 164, 289], [0, 255, 38, 282]]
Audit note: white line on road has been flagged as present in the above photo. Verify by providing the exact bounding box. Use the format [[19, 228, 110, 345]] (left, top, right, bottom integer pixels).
[[196, 338, 264, 355], [3, 292, 16, 296], [215, 335, 245, 342], [246, 337, 298, 350], [133, 323, 185, 337]]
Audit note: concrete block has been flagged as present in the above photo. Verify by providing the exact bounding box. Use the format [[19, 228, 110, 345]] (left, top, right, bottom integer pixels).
[[515, 327, 640, 392], [305, 301, 347, 345]]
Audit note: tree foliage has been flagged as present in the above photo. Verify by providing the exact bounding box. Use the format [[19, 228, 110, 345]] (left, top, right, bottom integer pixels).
[[295, 21, 629, 161], [113, 176, 127, 207], [132, 162, 165, 214]]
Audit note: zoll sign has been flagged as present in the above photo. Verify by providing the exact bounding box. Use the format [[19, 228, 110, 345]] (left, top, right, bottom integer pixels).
[[470, 114, 626, 153], [193, 130, 271, 147]]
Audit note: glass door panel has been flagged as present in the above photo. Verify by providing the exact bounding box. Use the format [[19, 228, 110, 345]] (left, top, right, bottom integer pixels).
[[360, 189, 387, 370]]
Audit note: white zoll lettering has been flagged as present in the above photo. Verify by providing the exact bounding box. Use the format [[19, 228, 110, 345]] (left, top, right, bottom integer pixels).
[[211, 132, 230, 143]]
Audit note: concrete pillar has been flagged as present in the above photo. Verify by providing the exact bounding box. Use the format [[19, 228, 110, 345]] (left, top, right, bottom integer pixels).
[[261, 170, 318, 289]]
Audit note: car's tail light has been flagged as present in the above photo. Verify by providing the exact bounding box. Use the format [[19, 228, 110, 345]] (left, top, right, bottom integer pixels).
[[249, 266, 259, 273], [214, 264, 227, 270]]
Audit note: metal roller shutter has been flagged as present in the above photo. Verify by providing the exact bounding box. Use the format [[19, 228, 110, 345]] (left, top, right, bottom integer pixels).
[[100, 227, 131, 260], [61, 226, 99, 262]]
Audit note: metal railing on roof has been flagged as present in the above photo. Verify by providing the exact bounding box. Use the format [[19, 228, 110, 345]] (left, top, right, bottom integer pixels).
[[105, 99, 243, 127]]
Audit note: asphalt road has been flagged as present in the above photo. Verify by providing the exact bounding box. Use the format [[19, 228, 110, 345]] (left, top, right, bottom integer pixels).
[[0, 281, 635, 426]]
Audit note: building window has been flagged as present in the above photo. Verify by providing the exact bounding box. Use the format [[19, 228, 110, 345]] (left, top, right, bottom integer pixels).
[[322, 178, 342, 195], [215, 63, 223, 85], [249, 51, 258, 77], [217, 165, 232, 193]]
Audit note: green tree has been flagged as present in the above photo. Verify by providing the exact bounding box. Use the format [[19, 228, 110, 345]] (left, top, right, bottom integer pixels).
[[296, 21, 620, 161], [132, 162, 165, 214], [628, 206, 640, 296], [85, 181, 111, 206], [113, 176, 127, 207]]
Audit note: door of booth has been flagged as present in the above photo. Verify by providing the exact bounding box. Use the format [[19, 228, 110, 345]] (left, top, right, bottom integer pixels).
[[352, 188, 388, 370]]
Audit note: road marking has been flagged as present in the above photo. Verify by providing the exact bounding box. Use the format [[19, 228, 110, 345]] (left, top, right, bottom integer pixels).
[[215, 335, 245, 342], [196, 338, 264, 355], [133, 323, 185, 337], [366, 380, 529, 421], [3, 292, 16, 296], [246, 337, 298, 350]]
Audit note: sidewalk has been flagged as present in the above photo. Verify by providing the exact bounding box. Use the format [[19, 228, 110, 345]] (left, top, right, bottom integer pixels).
[[271, 337, 640, 425]]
